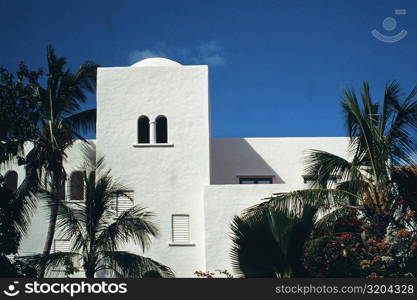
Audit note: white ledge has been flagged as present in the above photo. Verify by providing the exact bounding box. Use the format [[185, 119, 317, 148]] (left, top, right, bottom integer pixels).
[[133, 143, 174, 148], [168, 243, 195, 247]]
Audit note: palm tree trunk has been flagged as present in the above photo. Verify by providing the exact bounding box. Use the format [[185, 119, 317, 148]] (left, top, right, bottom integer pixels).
[[85, 270, 95, 278], [38, 175, 61, 278], [85, 264, 95, 278]]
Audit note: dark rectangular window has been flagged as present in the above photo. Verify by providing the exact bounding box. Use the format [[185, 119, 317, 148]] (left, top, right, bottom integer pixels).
[[239, 177, 273, 184], [303, 176, 338, 184], [70, 171, 84, 201], [303, 176, 314, 184]]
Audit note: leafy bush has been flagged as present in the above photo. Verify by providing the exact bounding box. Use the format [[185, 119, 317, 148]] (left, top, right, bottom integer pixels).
[[303, 207, 417, 278], [303, 234, 364, 277]]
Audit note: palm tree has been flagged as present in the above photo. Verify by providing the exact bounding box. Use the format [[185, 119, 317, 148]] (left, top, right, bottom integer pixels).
[[22, 45, 98, 277], [230, 204, 316, 278], [257, 81, 417, 240], [29, 155, 174, 278]]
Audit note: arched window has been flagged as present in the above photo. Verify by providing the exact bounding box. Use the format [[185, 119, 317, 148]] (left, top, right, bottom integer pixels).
[[4, 171, 18, 193], [156, 116, 168, 143], [143, 270, 162, 278], [70, 171, 84, 201], [138, 116, 150, 143]]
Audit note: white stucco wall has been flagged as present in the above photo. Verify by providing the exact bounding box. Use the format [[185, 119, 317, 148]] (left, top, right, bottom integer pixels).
[[204, 184, 287, 273], [96, 60, 211, 277], [205, 137, 350, 274], [211, 137, 350, 185]]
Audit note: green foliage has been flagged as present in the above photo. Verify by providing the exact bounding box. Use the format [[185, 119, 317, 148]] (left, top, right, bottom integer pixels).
[[303, 235, 363, 277], [304, 211, 365, 277], [0, 185, 21, 255], [62, 256, 79, 278], [392, 167, 417, 213], [0, 64, 41, 251], [0, 255, 19, 277], [230, 204, 316, 278], [0, 64, 42, 163], [303, 207, 417, 278], [0, 255, 38, 278]]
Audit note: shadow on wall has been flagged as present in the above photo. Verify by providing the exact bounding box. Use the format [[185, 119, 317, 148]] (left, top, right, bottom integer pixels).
[[210, 139, 285, 184]]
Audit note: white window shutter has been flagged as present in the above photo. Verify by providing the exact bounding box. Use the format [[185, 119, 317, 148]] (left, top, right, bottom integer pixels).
[[172, 215, 190, 243], [117, 191, 134, 216], [54, 240, 70, 253], [52, 240, 82, 269]]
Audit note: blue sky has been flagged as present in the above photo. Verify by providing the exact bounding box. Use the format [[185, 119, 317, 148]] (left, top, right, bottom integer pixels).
[[1, 0, 417, 138]]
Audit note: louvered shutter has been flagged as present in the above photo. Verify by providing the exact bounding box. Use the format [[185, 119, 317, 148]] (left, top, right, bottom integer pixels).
[[172, 215, 190, 243], [117, 191, 134, 216], [54, 240, 70, 253]]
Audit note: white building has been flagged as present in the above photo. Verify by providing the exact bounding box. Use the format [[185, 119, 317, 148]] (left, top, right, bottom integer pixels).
[[3, 58, 350, 277]]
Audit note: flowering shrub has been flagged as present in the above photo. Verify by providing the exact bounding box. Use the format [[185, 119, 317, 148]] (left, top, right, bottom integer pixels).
[[358, 233, 417, 278], [303, 234, 364, 277], [194, 269, 234, 278], [195, 270, 216, 278], [303, 206, 417, 277]]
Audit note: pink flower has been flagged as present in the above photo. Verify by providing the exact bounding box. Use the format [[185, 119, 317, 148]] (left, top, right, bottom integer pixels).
[[339, 233, 355, 241]]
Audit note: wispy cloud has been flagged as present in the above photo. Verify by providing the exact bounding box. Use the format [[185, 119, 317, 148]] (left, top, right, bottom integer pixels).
[[126, 41, 226, 67], [193, 41, 226, 66]]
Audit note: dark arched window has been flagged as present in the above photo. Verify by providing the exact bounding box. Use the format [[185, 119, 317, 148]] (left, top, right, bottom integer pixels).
[[4, 171, 18, 193], [156, 116, 168, 143], [138, 116, 150, 143], [70, 171, 84, 201], [143, 270, 162, 278]]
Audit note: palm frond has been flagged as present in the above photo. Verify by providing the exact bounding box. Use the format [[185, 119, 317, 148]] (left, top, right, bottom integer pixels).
[[72, 61, 99, 94], [314, 207, 355, 234], [230, 213, 281, 278], [62, 109, 96, 136], [386, 85, 417, 166], [99, 251, 174, 278], [230, 204, 316, 278], [96, 206, 158, 252], [12, 168, 40, 236], [18, 252, 81, 277], [249, 188, 358, 218], [305, 149, 369, 188], [42, 191, 86, 251]]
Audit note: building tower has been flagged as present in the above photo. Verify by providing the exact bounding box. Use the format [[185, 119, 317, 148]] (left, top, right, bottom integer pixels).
[[96, 58, 211, 276]]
